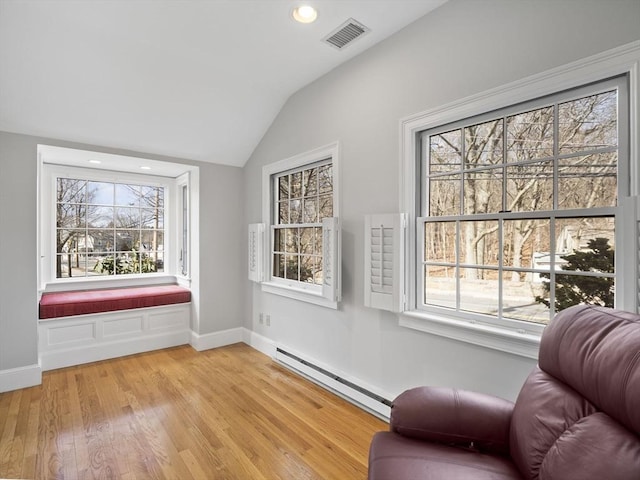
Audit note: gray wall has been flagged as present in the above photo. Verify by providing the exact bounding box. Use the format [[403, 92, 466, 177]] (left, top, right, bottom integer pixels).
[[0, 131, 245, 374], [243, 0, 640, 400]]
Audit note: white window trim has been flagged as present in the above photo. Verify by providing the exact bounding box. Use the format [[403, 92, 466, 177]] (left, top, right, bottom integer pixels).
[[38, 146, 197, 294], [399, 41, 640, 359], [261, 141, 341, 309]]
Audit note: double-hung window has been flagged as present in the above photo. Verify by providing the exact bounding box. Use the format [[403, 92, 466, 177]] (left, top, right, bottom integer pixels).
[[259, 142, 341, 308], [420, 77, 626, 327], [397, 46, 639, 358]]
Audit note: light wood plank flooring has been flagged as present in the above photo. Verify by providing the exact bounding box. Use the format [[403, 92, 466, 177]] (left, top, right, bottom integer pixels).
[[0, 343, 387, 479]]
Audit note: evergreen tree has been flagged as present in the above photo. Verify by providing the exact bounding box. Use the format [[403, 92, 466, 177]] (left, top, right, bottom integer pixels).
[[535, 237, 614, 311]]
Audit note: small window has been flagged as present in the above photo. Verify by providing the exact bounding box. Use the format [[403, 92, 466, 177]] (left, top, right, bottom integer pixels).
[[261, 142, 341, 307]]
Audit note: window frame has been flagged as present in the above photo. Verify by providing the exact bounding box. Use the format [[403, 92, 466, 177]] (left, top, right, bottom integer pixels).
[[400, 42, 640, 358], [38, 146, 196, 294], [261, 142, 341, 308]]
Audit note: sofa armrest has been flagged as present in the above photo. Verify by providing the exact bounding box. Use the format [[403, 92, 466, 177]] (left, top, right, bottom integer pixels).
[[390, 386, 514, 454]]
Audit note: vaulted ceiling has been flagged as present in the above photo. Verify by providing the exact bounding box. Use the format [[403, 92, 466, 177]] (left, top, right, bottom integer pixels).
[[0, 0, 448, 167]]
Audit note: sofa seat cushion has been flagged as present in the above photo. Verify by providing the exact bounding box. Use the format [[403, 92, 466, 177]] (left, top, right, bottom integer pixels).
[[368, 431, 523, 480], [39, 285, 191, 319]]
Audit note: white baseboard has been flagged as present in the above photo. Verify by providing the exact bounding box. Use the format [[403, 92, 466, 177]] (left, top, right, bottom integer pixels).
[[0, 363, 42, 393], [242, 328, 277, 357], [190, 327, 244, 351]]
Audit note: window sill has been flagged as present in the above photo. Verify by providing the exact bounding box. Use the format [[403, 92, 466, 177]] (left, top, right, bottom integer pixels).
[[399, 310, 541, 359], [261, 282, 338, 310], [41, 274, 179, 295]]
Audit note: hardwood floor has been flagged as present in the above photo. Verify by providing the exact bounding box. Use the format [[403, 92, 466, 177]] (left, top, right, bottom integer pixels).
[[0, 344, 387, 479]]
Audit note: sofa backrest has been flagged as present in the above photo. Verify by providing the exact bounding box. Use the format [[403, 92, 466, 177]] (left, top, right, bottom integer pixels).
[[509, 305, 640, 480]]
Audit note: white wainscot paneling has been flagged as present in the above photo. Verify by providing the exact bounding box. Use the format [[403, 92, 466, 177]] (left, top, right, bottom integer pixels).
[[39, 304, 191, 371]]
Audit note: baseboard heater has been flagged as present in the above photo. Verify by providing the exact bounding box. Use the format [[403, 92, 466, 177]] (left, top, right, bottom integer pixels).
[[275, 347, 392, 420]]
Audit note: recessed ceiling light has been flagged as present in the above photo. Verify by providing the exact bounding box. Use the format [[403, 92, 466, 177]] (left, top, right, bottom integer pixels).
[[88, 159, 101, 164], [140, 166, 151, 170], [292, 5, 317, 24]]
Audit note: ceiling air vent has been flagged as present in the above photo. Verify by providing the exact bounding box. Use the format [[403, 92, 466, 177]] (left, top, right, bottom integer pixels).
[[323, 18, 370, 50]]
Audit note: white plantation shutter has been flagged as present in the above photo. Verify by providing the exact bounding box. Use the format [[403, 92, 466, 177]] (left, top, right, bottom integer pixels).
[[619, 196, 640, 313], [364, 214, 406, 312], [322, 217, 341, 302], [248, 223, 265, 282]]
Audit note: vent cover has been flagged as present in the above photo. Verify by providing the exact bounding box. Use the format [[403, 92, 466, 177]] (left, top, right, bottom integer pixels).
[[323, 18, 370, 50]]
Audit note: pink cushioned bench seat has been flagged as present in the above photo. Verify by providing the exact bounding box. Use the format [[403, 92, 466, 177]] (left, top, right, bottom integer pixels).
[[39, 285, 191, 319]]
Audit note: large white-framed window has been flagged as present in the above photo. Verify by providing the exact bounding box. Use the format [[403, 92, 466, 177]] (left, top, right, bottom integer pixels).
[[38, 145, 196, 293], [399, 42, 640, 358], [260, 142, 341, 308]]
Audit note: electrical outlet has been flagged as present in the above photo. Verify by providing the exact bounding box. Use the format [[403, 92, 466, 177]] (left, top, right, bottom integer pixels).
[[259, 313, 264, 324], [266, 314, 271, 327]]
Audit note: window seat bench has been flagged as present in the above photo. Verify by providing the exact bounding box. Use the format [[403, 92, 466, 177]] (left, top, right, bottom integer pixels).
[[39, 284, 191, 319], [38, 284, 192, 371]]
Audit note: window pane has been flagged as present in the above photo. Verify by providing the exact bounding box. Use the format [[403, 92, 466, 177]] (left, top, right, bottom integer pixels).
[[274, 228, 285, 253], [555, 217, 615, 260], [502, 270, 551, 324], [459, 221, 499, 267], [319, 194, 332, 219], [87, 229, 113, 253], [140, 230, 161, 251], [284, 254, 299, 280], [57, 203, 86, 228], [278, 201, 289, 224], [557, 153, 617, 209], [424, 265, 456, 309], [463, 168, 503, 214], [115, 207, 140, 228], [554, 273, 615, 312], [464, 119, 503, 168], [314, 226, 323, 256], [506, 106, 554, 161], [311, 256, 323, 285], [87, 206, 113, 228], [291, 172, 303, 198], [117, 230, 141, 251], [429, 174, 460, 216], [503, 219, 551, 269], [429, 129, 462, 173], [559, 90, 617, 154], [424, 221, 456, 263], [318, 165, 332, 194], [115, 184, 140, 206], [57, 178, 87, 204], [303, 168, 317, 196], [300, 228, 315, 255], [506, 162, 553, 212], [284, 228, 298, 253], [141, 186, 164, 209], [279, 175, 289, 201], [289, 199, 302, 224], [300, 255, 315, 283], [273, 253, 285, 278], [142, 208, 163, 229], [87, 181, 114, 205], [303, 198, 318, 223], [459, 268, 499, 315], [57, 229, 85, 255]]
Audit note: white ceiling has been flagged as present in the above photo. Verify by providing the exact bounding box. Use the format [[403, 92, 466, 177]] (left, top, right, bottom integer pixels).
[[0, 0, 447, 167]]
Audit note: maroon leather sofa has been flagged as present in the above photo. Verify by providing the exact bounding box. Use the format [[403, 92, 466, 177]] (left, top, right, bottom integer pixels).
[[368, 305, 640, 479]]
